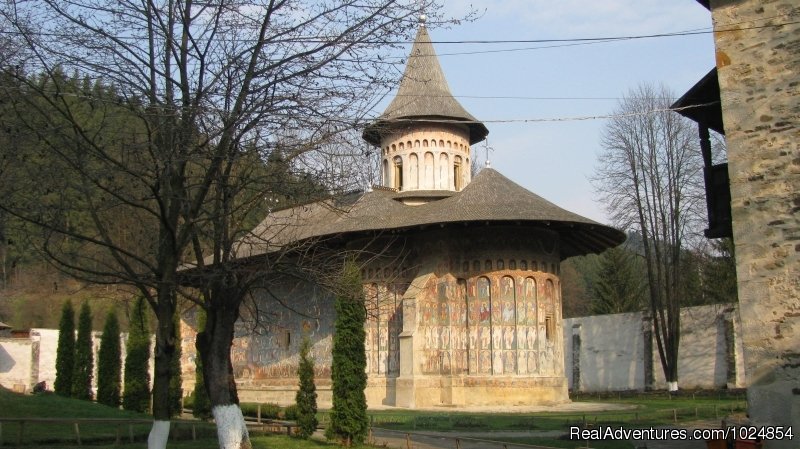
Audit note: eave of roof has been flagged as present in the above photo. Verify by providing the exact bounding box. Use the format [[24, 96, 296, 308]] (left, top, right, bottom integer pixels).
[[235, 168, 625, 260], [672, 68, 724, 134]]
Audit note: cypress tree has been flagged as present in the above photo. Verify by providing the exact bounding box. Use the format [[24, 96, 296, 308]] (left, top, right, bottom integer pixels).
[[191, 308, 211, 419], [295, 336, 318, 439], [71, 302, 94, 400], [326, 261, 368, 446], [54, 300, 75, 396], [97, 311, 122, 407], [123, 297, 151, 413], [168, 311, 183, 417]]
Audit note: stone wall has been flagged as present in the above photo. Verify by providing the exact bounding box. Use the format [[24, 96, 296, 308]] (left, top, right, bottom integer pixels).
[[0, 329, 137, 395], [707, 2, 800, 446], [0, 338, 38, 393], [564, 304, 746, 391]]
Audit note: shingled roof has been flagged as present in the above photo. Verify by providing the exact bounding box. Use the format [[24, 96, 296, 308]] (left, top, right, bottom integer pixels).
[[235, 168, 625, 260], [362, 25, 489, 146]]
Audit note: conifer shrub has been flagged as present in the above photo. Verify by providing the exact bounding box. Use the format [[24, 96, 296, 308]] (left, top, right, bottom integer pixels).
[[71, 302, 94, 400], [295, 336, 318, 438], [54, 300, 75, 397], [325, 261, 368, 446], [97, 311, 122, 407], [122, 297, 151, 412]]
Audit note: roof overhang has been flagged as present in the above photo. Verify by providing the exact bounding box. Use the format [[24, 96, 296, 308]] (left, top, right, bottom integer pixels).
[[672, 68, 725, 135]]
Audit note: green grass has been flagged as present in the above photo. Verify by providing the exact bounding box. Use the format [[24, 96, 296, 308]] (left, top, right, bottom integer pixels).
[[346, 390, 746, 432], [0, 387, 746, 448]]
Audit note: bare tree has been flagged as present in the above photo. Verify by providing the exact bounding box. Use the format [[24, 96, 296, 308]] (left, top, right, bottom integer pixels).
[[593, 83, 704, 391], [0, 1, 468, 447]]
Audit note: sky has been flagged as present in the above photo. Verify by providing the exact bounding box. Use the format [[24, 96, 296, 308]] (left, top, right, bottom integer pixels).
[[370, 0, 716, 225]]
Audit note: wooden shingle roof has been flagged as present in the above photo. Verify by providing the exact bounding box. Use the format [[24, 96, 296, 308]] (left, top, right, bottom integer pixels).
[[363, 26, 489, 146], [235, 168, 625, 260]]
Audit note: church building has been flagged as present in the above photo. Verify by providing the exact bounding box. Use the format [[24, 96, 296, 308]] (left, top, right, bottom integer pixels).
[[180, 20, 624, 409]]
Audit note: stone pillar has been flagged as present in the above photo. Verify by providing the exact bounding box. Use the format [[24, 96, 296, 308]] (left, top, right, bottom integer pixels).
[[571, 323, 581, 392], [641, 316, 654, 391], [395, 296, 417, 408], [709, 1, 800, 445]]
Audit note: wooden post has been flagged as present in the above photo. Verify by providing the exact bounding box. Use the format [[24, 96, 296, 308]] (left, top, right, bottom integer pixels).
[[455, 438, 461, 449], [257, 404, 261, 424], [714, 405, 718, 419], [129, 424, 134, 443], [406, 433, 411, 449], [673, 409, 677, 423], [695, 407, 699, 418], [115, 424, 121, 445], [192, 424, 196, 441], [74, 422, 82, 446]]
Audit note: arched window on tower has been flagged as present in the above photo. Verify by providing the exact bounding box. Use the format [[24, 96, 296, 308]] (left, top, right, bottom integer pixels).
[[383, 158, 389, 186], [454, 156, 463, 190], [393, 156, 403, 190]]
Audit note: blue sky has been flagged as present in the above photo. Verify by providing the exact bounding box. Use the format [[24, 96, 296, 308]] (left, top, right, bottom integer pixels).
[[372, 1, 716, 224]]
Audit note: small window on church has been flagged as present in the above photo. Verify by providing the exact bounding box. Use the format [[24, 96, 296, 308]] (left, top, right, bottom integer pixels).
[[454, 156, 462, 190], [473, 260, 480, 272], [545, 316, 553, 342], [509, 260, 516, 270], [520, 260, 528, 270], [281, 330, 291, 349], [485, 259, 492, 271], [393, 156, 403, 190], [497, 259, 504, 270]]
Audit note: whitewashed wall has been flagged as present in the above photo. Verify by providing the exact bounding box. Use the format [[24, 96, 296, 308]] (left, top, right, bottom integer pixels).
[[564, 304, 746, 392]]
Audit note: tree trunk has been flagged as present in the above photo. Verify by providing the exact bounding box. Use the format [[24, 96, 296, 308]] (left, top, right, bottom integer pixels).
[[196, 287, 251, 449], [148, 284, 177, 449]]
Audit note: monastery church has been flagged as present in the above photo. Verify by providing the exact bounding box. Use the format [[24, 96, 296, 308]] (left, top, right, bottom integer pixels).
[[180, 20, 625, 408]]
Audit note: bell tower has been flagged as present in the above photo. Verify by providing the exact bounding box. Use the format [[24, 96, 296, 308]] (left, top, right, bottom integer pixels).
[[363, 18, 488, 196]]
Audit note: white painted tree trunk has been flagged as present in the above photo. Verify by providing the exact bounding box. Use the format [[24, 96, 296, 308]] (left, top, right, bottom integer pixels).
[[147, 421, 170, 449], [668, 381, 679, 392], [213, 404, 252, 449]]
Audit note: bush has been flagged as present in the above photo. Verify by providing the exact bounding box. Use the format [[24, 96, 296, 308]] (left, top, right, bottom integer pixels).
[[71, 302, 94, 400], [54, 301, 75, 397], [122, 297, 151, 413], [283, 404, 299, 421], [97, 311, 122, 407], [294, 336, 318, 438], [325, 261, 368, 446]]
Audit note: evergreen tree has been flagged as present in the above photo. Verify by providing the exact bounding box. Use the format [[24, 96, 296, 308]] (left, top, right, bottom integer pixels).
[[295, 336, 318, 439], [591, 246, 646, 315], [191, 308, 212, 420], [71, 302, 94, 400], [169, 311, 183, 417], [97, 311, 122, 407], [326, 261, 368, 447], [54, 300, 76, 396], [123, 297, 151, 413]]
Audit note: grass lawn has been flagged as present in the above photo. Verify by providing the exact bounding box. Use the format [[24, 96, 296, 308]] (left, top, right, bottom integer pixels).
[[1, 387, 745, 448]]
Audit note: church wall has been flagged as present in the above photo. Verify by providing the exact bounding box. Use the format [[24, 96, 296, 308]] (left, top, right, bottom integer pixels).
[[393, 226, 569, 407]]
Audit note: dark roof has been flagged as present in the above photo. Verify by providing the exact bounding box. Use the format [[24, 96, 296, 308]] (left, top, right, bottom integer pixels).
[[672, 68, 724, 134], [363, 26, 489, 146], [235, 168, 625, 260]]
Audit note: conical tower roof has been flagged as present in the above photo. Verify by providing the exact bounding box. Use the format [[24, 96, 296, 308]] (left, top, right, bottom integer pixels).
[[363, 25, 489, 146]]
